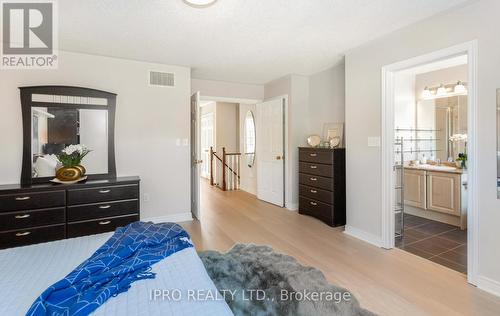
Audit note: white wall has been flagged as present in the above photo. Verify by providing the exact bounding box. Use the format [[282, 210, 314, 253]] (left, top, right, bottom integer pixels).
[[308, 61, 346, 135], [215, 102, 238, 153], [191, 78, 264, 102], [0, 51, 191, 220], [345, 0, 500, 293], [239, 103, 257, 195]]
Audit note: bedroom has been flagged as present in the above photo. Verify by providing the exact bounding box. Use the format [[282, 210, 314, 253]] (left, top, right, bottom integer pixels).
[[1, 1, 500, 315]]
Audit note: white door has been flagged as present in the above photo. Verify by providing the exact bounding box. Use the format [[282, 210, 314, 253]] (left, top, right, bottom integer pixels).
[[200, 113, 214, 179], [191, 92, 201, 219], [256, 98, 285, 206]]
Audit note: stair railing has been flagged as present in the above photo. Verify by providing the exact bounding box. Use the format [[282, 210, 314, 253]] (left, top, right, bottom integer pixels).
[[210, 146, 241, 191]]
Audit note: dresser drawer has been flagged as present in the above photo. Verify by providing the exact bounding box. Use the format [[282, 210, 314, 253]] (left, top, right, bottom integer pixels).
[[299, 185, 333, 204], [299, 196, 333, 226], [0, 207, 65, 231], [67, 215, 139, 238], [67, 185, 139, 205], [299, 173, 333, 191], [67, 199, 139, 222], [299, 150, 333, 164], [299, 162, 333, 177], [0, 224, 65, 249], [0, 191, 65, 212]]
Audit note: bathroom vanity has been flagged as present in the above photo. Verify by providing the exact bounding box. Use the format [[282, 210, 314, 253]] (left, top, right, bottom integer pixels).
[[404, 165, 467, 229]]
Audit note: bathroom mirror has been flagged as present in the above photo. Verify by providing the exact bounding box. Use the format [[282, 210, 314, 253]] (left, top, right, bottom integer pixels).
[[497, 89, 500, 198], [244, 110, 256, 167], [20, 86, 117, 185]]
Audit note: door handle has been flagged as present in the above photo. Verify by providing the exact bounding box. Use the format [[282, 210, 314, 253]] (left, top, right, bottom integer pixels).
[[276, 156, 282, 160], [99, 220, 111, 225], [15, 214, 31, 219], [310, 190, 317, 194], [98, 189, 111, 194], [310, 177, 318, 181], [310, 202, 318, 206], [99, 205, 111, 209], [310, 165, 318, 169], [15, 231, 31, 237], [15, 196, 31, 201], [309, 153, 317, 157]]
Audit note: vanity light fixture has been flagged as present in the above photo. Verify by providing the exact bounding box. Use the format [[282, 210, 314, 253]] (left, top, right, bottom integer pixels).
[[422, 86, 432, 99], [436, 84, 447, 97], [183, 0, 217, 8], [454, 81, 467, 94]]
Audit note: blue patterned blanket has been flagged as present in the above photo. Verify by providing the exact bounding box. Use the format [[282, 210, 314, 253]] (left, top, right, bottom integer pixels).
[[26, 221, 193, 316]]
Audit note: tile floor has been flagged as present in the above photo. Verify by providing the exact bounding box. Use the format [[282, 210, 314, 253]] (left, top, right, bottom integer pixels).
[[396, 214, 467, 274]]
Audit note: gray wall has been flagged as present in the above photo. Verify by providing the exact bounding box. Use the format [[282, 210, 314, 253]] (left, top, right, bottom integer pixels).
[[345, 0, 500, 290]]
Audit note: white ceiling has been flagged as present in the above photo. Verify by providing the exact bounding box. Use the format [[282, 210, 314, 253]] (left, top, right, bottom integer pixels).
[[59, 0, 470, 84]]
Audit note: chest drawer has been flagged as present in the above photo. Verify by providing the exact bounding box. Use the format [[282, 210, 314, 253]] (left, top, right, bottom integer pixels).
[[299, 150, 333, 164], [67, 185, 139, 205], [0, 224, 65, 249], [299, 196, 333, 226], [67, 199, 139, 222], [299, 162, 333, 177], [299, 185, 333, 204], [0, 207, 65, 231], [67, 214, 139, 238], [299, 173, 333, 191], [0, 191, 65, 212]]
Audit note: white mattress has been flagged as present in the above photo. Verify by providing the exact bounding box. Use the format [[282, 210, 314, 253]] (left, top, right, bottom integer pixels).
[[0, 233, 233, 316]]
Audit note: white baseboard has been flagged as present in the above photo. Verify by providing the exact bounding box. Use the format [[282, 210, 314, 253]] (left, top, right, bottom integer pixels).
[[344, 226, 383, 248], [142, 212, 193, 224], [477, 275, 500, 297], [286, 202, 298, 211]]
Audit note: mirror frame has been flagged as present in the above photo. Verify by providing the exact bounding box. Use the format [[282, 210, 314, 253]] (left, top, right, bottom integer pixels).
[[244, 110, 256, 167], [20, 85, 117, 185]]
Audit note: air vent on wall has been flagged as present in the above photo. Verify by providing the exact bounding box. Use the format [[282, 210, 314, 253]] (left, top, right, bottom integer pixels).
[[149, 71, 175, 87]]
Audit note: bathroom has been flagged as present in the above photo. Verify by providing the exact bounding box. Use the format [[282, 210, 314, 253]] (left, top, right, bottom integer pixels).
[[393, 55, 468, 273]]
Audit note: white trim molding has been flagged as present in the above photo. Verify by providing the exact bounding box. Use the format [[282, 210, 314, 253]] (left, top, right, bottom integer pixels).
[[477, 275, 500, 297], [142, 212, 193, 224], [380, 40, 479, 284], [344, 226, 383, 248]]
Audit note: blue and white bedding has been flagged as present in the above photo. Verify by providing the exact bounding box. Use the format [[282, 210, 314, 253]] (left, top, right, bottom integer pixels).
[[0, 224, 233, 316]]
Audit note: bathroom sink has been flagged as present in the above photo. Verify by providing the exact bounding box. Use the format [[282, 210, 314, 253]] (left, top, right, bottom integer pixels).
[[418, 164, 457, 171]]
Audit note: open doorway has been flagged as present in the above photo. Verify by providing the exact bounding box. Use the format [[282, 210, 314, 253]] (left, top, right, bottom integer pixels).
[[381, 41, 478, 282]]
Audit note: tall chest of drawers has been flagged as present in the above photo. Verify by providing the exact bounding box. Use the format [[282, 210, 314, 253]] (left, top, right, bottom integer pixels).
[[0, 176, 140, 249], [298, 148, 345, 227]]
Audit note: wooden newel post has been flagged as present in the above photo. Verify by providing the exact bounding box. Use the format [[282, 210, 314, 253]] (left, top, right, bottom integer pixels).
[[222, 147, 227, 191], [210, 146, 214, 186]]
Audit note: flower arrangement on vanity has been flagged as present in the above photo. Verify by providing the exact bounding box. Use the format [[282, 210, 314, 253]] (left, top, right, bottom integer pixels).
[[54, 145, 92, 183]]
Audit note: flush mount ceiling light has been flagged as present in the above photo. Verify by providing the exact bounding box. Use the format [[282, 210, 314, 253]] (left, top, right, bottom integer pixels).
[[183, 0, 217, 8]]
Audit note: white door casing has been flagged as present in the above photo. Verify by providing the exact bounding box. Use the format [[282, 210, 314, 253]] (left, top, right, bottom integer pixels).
[[256, 98, 285, 206], [191, 92, 201, 220], [200, 112, 214, 179]]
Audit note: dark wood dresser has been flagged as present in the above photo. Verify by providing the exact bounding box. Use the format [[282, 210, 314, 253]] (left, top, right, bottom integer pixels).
[[0, 176, 140, 249], [298, 147, 345, 227]]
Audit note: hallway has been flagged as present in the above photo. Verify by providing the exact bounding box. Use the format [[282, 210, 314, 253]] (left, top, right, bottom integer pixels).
[[181, 181, 500, 316]]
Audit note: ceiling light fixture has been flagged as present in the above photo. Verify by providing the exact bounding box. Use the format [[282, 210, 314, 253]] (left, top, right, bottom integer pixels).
[[454, 81, 467, 94], [183, 0, 217, 8]]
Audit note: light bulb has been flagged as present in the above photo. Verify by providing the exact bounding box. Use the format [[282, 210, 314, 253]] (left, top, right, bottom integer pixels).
[[422, 87, 432, 99], [454, 81, 466, 94], [436, 84, 447, 97]]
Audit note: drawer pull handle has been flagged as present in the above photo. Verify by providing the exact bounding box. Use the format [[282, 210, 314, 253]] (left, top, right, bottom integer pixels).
[[99, 205, 111, 209], [310, 190, 317, 194], [15, 214, 31, 219], [309, 153, 317, 157], [310, 177, 318, 181], [15, 231, 31, 237], [15, 196, 31, 201], [310, 202, 318, 206], [310, 165, 318, 169], [99, 220, 111, 225], [99, 189, 111, 194]]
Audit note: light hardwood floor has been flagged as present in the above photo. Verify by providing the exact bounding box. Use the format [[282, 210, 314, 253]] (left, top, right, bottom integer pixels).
[[181, 181, 500, 316]]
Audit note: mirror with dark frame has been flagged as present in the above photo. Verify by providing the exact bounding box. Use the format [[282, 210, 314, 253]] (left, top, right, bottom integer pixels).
[[20, 86, 117, 185]]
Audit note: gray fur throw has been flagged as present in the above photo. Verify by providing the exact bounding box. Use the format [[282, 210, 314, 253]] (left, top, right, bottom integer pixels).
[[199, 244, 376, 316]]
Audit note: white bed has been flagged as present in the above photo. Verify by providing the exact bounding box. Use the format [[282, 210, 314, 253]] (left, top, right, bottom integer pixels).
[[0, 233, 233, 316]]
